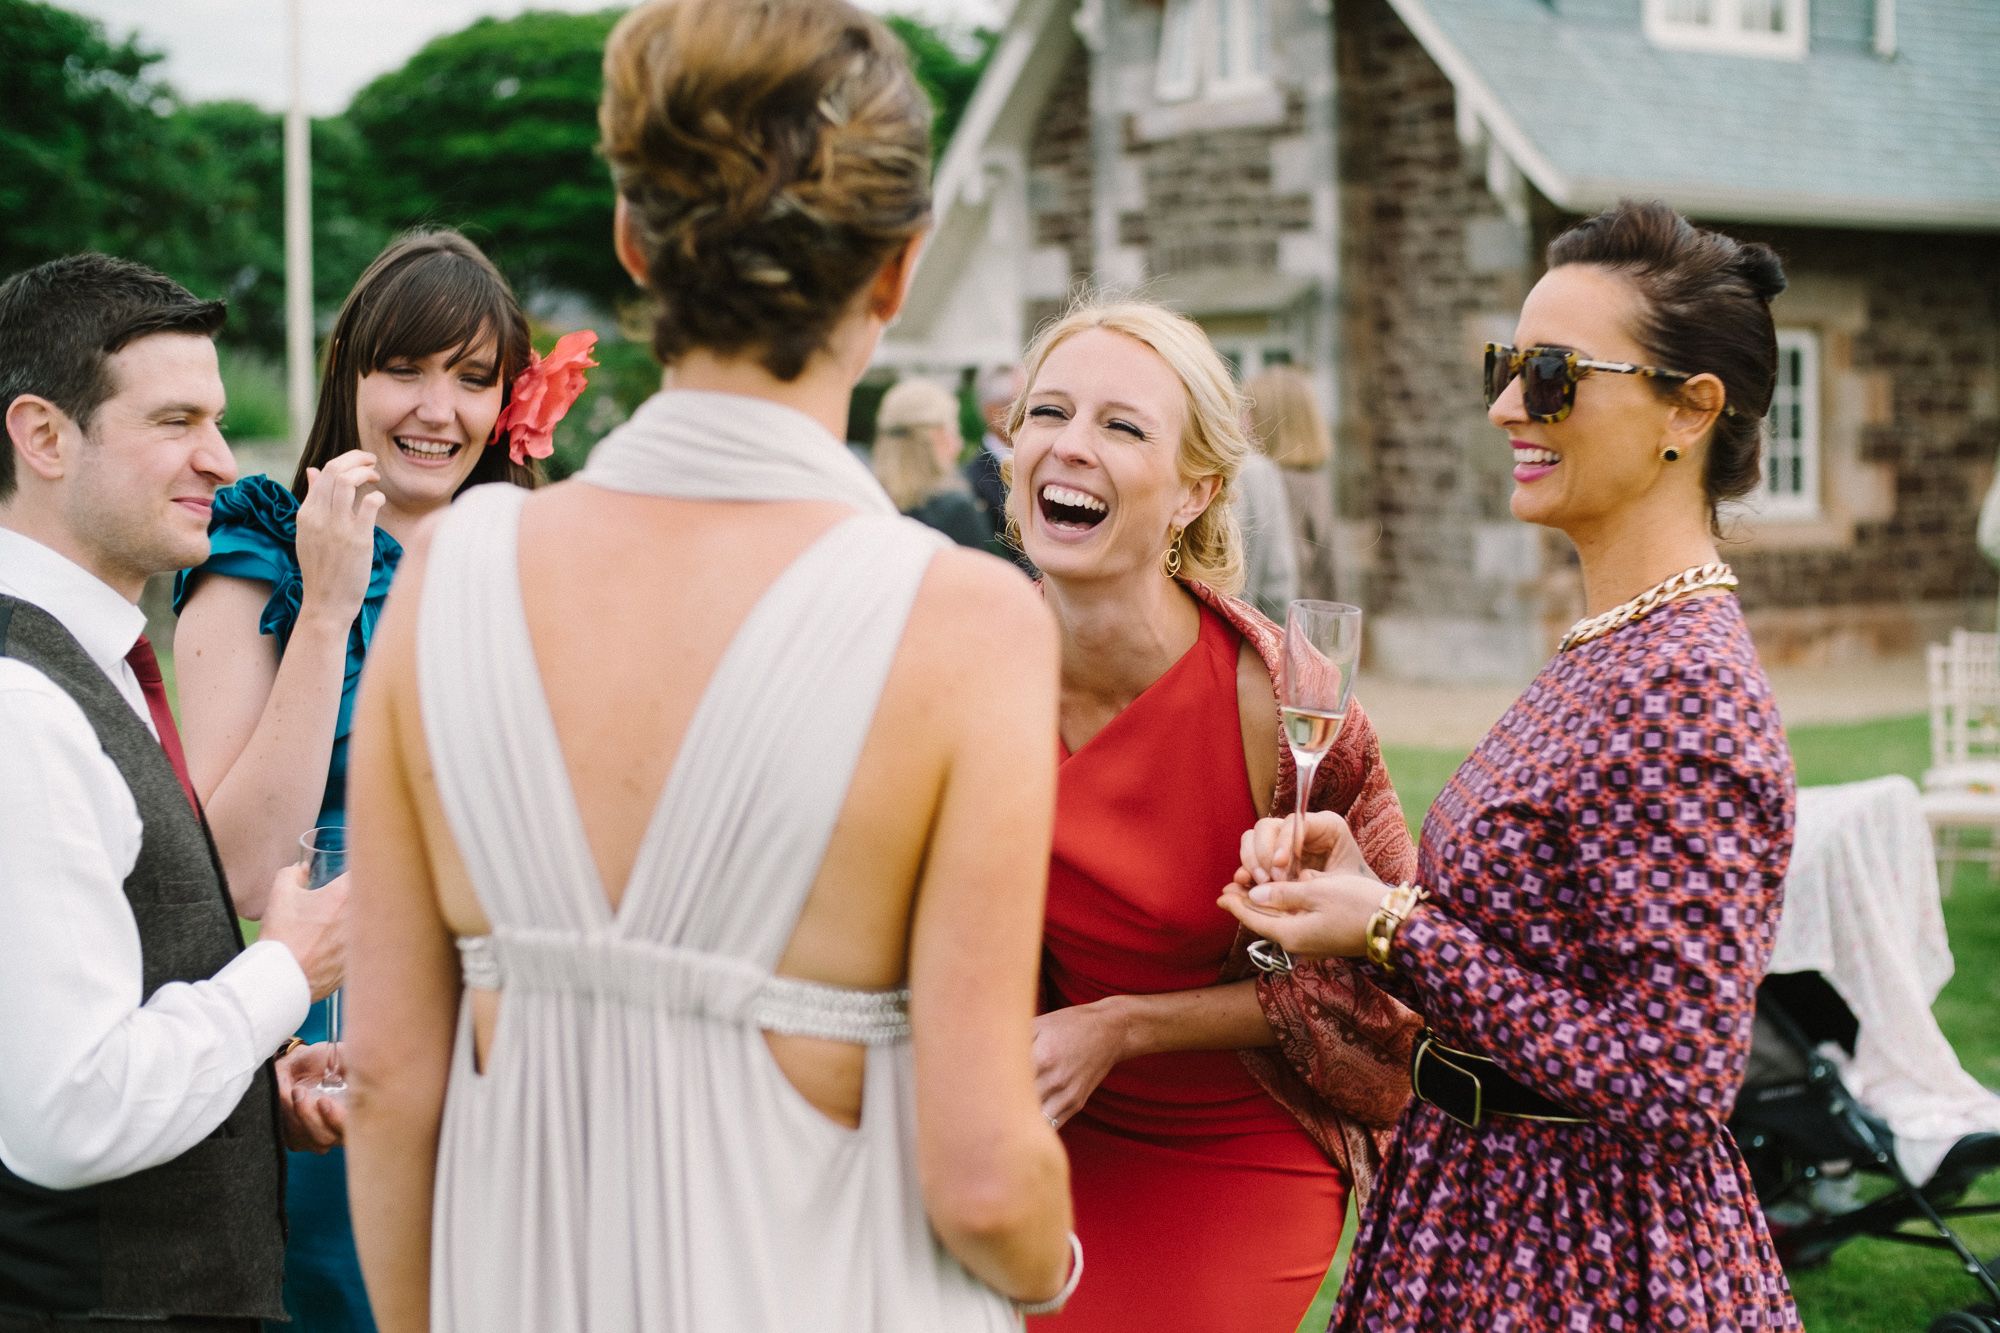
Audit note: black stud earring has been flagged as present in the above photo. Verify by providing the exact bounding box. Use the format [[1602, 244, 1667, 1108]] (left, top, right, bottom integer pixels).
[[1662, 447, 1681, 462]]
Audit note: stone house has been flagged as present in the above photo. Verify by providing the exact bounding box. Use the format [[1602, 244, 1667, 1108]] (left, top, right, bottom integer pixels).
[[878, 0, 2000, 682]]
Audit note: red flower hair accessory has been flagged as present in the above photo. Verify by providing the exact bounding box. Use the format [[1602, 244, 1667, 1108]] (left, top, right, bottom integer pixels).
[[494, 329, 599, 465]]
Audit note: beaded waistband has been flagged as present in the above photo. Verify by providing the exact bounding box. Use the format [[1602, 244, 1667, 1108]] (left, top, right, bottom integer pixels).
[[456, 931, 911, 1045]]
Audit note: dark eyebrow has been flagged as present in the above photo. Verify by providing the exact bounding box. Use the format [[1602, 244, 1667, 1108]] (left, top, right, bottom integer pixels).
[[148, 402, 214, 421]]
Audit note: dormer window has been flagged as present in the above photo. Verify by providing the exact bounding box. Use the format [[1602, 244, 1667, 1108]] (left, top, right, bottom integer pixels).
[[1157, 0, 1273, 103], [1644, 0, 1808, 59]]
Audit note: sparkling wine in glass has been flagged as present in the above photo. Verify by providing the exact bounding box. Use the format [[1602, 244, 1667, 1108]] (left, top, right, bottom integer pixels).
[[1247, 600, 1363, 976], [299, 824, 347, 1095]]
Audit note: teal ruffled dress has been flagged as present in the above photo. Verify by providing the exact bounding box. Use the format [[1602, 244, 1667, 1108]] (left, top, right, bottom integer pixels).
[[174, 473, 400, 1333]]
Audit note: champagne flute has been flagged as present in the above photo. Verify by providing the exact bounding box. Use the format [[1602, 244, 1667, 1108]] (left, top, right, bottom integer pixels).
[[1247, 600, 1363, 975], [299, 824, 348, 1095]]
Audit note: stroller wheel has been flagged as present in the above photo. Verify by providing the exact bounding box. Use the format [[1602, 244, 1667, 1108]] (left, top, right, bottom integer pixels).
[[1926, 1313, 2000, 1333]]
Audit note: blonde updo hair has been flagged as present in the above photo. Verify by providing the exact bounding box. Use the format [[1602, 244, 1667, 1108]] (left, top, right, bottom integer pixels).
[[599, 0, 933, 380], [1005, 299, 1248, 594], [872, 377, 962, 510], [1245, 365, 1331, 469]]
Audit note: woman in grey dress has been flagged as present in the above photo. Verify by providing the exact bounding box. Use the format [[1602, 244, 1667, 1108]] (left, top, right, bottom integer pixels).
[[340, 2, 1077, 1328]]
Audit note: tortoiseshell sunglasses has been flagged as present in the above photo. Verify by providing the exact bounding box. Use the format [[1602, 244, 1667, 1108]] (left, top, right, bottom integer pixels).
[[1483, 342, 1731, 424]]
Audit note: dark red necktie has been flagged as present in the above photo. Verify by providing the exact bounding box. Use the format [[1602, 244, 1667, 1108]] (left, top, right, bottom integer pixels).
[[125, 634, 202, 818]]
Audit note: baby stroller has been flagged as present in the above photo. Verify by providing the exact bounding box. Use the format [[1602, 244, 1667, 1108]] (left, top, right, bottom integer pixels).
[[1732, 970, 2000, 1332]]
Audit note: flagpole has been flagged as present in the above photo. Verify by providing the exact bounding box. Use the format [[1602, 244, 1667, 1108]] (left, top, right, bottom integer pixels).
[[284, 0, 315, 451]]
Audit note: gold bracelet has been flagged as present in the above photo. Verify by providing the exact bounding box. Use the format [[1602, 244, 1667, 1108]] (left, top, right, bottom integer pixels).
[[1364, 882, 1428, 972], [274, 1035, 305, 1063]]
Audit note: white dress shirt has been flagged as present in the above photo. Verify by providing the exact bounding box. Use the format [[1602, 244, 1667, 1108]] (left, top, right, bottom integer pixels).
[[0, 527, 309, 1190]]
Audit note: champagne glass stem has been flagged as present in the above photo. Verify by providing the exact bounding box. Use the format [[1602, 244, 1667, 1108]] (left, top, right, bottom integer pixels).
[[318, 989, 347, 1094], [1291, 753, 1322, 881]]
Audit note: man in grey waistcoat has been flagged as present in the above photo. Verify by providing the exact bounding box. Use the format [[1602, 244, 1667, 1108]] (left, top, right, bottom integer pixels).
[[0, 254, 348, 1331]]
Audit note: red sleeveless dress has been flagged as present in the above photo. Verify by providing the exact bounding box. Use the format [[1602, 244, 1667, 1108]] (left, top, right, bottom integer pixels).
[[1033, 604, 1348, 1332]]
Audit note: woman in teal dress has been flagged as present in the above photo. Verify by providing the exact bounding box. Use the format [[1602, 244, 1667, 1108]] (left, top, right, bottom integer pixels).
[[173, 229, 589, 1329]]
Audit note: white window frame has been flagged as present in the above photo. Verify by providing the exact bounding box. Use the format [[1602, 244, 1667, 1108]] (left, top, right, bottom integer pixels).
[[1212, 334, 1295, 379], [1156, 0, 1275, 104], [1643, 0, 1809, 60], [1756, 328, 1822, 520], [1156, 0, 1202, 102]]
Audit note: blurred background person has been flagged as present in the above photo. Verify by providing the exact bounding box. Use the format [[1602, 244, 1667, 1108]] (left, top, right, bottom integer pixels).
[[1247, 365, 1338, 603], [1231, 421, 1298, 621], [873, 376, 988, 547], [966, 361, 1033, 568]]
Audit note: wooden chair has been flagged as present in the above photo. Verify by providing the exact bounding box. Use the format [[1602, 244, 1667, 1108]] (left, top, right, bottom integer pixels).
[[1921, 629, 2000, 891]]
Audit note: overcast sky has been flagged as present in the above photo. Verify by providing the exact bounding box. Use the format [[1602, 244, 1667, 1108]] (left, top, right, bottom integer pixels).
[[59, 0, 1005, 115]]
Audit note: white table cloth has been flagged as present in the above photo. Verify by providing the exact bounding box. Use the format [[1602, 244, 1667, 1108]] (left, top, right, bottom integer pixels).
[[1769, 774, 2000, 1182]]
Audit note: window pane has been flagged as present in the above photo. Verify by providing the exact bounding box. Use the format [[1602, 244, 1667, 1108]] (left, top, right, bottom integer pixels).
[[1739, 0, 1784, 32], [1158, 0, 1199, 99], [1666, 0, 1714, 23], [1761, 330, 1818, 508], [1249, 0, 1273, 78], [1216, 0, 1238, 83]]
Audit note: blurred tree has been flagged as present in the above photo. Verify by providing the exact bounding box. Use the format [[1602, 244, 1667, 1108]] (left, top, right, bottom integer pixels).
[[882, 15, 998, 156], [147, 101, 286, 347], [0, 0, 174, 277], [339, 9, 627, 312], [0, 0, 995, 395]]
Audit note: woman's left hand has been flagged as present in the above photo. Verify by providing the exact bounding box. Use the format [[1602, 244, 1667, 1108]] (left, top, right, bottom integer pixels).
[[1217, 870, 1386, 962], [1032, 1001, 1130, 1128]]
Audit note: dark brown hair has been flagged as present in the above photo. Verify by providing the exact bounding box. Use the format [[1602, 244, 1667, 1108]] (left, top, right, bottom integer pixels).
[[291, 230, 537, 498], [598, 0, 933, 381], [0, 253, 225, 501], [1546, 200, 1786, 526]]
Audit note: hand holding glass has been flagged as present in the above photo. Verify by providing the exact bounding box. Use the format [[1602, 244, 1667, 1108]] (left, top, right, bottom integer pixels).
[[299, 825, 347, 1095], [1247, 601, 1362, 975]]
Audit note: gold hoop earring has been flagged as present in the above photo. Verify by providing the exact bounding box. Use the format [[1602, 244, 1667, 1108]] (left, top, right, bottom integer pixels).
[[1163, 529, 1184, 580], [1662, 447, 1681, 462]]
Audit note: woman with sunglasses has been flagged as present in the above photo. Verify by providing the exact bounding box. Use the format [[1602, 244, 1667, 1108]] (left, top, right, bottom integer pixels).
[[1221, 200, 1801, 1331]]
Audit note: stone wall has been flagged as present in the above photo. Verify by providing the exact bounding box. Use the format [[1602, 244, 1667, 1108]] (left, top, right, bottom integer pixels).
[[1026, 43, 1095, 334], [1117, 94, 1314, 277], [1724, 224, 2000, 655], [1334, 0, 1549, 679]]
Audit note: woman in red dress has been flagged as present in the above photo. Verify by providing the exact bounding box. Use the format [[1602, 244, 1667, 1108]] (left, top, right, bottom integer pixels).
[[1006, 299, 1418, 1331], [1223, 202, 1801, 1330]]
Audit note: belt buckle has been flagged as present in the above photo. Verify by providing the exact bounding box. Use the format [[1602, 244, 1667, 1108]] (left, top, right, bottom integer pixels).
[[1413, 1033, 1483, 1130]]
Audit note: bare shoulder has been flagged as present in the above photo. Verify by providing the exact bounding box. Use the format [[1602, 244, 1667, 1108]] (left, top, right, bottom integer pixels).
[[905, 545, 1054, 668], [361, 523, 435, 694], [175, 571, 275, 630]]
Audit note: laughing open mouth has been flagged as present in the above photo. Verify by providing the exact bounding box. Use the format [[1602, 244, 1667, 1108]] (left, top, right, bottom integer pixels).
[[396, 436, 462, 461], [1039, 482, 1108, 532]]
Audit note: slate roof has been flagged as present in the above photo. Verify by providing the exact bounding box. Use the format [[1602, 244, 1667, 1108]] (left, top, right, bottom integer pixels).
[[1394, 0, 2000, 228]]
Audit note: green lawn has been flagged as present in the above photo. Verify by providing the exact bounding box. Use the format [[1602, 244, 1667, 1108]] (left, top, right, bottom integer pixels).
[[1291, 714, 1998, 1332]]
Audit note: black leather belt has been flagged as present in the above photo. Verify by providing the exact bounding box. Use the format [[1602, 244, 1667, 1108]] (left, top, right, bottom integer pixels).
[[1411, 1031, 1588, 1129]]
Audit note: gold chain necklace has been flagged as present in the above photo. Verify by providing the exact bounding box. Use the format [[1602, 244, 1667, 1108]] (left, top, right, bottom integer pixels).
[[1559, 562, 1738, 652]]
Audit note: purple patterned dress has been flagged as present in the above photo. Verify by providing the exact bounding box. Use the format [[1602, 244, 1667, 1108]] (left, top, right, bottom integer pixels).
[[1331, 596, 1802, 1331]]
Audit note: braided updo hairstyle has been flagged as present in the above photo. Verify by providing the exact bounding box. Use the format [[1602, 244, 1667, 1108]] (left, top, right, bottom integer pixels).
[[599, 0, 933, 381], [1547, 200, 1787, 528]]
